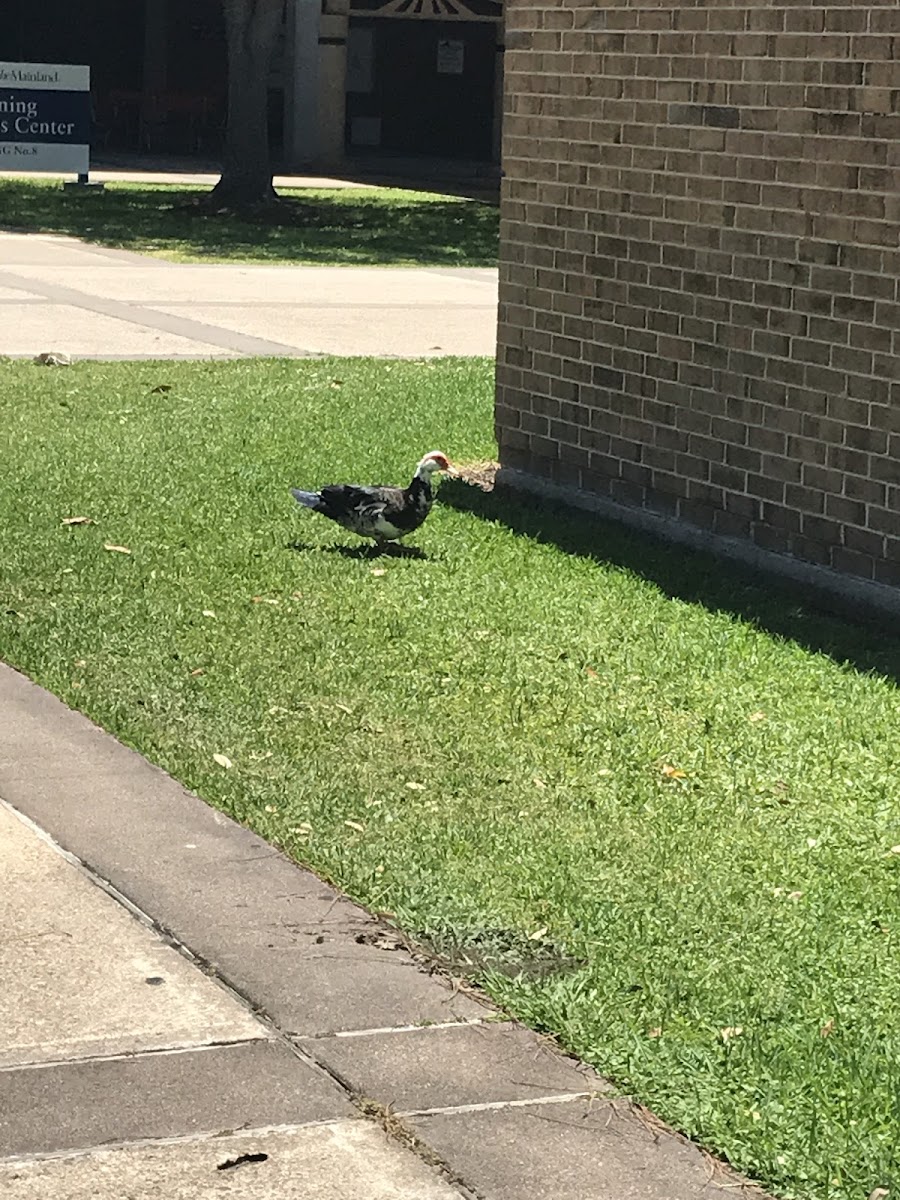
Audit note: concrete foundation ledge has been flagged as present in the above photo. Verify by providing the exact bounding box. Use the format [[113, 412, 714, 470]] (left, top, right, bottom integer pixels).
[[495, 468, 900, 623]]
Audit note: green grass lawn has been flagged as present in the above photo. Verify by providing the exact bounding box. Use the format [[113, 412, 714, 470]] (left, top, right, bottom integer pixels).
[[2, 357, 900, 1200], [0, 178, 498, 266]]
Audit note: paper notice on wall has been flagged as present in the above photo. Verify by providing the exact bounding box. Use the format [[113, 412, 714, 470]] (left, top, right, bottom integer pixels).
[[436, 39, 465, 75]]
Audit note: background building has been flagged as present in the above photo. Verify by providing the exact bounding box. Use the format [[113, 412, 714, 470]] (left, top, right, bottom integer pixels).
[[496, 1, 900, 613], [0, 0, 502, 174]]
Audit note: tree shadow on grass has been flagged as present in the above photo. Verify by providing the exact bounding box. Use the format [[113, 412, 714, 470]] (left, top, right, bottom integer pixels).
[[440, 477, 900, 687], [0, 180, 499, 267]]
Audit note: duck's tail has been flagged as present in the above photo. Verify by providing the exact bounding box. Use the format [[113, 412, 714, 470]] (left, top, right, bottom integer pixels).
[[290, 488, 320, 508]]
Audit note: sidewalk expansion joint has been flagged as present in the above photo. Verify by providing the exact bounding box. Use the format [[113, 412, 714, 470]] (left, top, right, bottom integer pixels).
[[353, 1095, 484, 1200], [0, 269, 307, 357], [304, 1018, 492, 1040], [0, 796, 490, 1197], [0, 1037, 270, 1074], [395, 1090, 603, 1119]]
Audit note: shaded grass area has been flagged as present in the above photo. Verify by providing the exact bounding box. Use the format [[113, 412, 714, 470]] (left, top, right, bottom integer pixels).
[[0, 178, 498, 266], [2, 358, 900, 1200]]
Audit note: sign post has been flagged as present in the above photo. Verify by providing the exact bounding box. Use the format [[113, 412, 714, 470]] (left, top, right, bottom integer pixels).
[[0, 61, 96, 186]]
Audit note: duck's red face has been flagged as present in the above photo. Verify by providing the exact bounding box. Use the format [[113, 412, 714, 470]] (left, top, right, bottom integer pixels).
[[420, 451, 451, 473]]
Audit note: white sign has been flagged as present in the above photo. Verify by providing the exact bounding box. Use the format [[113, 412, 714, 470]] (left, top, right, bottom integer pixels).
[[0, 63, 90, 90], [0, 61, 90, 176]]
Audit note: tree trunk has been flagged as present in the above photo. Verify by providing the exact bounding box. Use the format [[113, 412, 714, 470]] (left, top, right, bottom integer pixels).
[[211, 0, 284, 209]]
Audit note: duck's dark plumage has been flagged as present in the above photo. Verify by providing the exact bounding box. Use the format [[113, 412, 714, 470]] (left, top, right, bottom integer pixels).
[[291, 452, 450, 545]]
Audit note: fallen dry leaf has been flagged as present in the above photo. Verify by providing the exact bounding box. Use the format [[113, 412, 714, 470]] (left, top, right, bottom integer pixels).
[[720, 1026, 743, 1043], [103, 543, 131, 554], [748, 711, 767, 722], [202, 609, 216, 618], [212, 753, 233, 770], [647, 1027, 662, 1039], [820, 1019, 835, 1038], [189, 668, 205, 677], [528, 926, 549, 941], [61, 516, 93, 526], [661, 764, 687, 779], [405, 781, 426, 792], [869, 1190, 889, 1200], [788, 890, 804, 901], [370, 568, 387, 577], [532, 776, 547, 789], [586, 667, 599, 679], [344, 819, 365, 832], [264, 804, 278, 813]]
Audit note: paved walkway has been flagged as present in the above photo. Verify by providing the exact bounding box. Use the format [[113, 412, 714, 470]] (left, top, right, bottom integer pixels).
[[0, 232, 497, 359], [0, 663, 760, 1199]]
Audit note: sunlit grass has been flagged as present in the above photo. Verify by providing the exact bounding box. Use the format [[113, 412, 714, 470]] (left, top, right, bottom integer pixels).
[[2, 357, 899, 1200]]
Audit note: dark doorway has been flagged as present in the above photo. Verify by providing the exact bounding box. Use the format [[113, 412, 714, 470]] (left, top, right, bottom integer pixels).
[[346, 19, 496, 161]]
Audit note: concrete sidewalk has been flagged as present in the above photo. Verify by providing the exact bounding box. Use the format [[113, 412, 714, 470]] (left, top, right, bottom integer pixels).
[[0, 231, 497, 359], [0, 663, 763, 1199]]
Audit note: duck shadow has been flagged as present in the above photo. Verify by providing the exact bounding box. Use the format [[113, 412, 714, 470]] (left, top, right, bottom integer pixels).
[[287, 540, 430, 561]]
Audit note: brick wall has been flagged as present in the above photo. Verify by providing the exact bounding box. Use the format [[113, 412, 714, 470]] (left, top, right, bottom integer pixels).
[[496, 0, 900, 597]]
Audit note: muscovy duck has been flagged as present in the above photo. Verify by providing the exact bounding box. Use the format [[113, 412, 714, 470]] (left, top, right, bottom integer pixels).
[[290, 451, 451, 546]]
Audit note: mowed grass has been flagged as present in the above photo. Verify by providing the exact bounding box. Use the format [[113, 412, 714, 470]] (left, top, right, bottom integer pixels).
[[2, 358, 900, 1200], [0, 178, 498, 266]]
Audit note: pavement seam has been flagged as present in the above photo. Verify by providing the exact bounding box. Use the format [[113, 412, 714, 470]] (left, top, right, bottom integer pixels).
[[0, 796, 483, 1197], [318, 1018, 492, 1040], [0, 1037, 272, 1074], [353, 1096, 484, 1200], [0, 268, 312, 357], [395, 1091, 602, 1118]]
